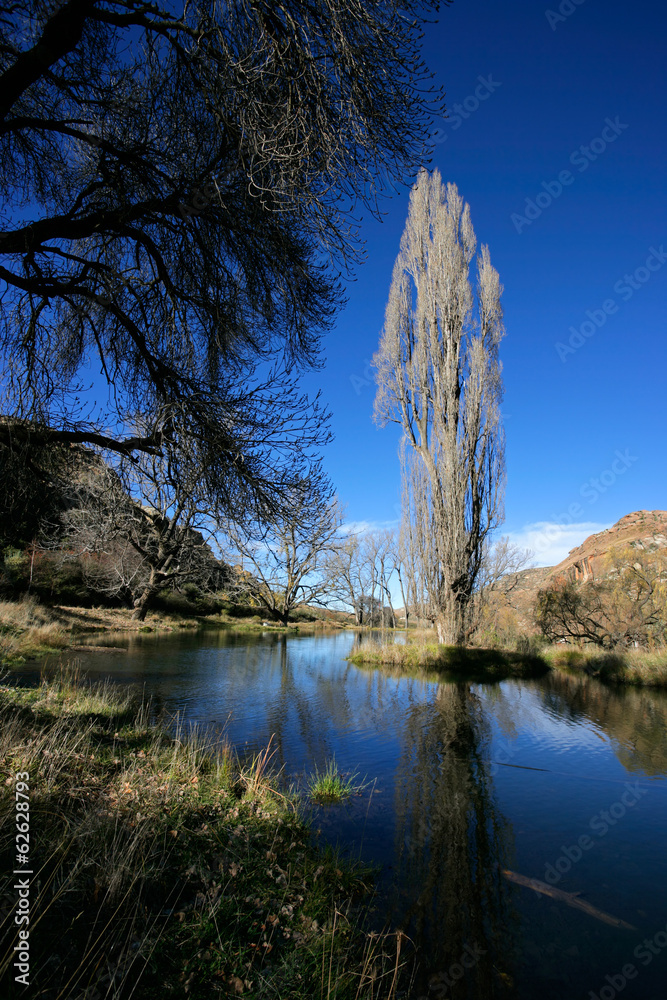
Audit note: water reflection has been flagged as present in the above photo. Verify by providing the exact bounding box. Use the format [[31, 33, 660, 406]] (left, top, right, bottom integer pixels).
[[258, 636, 358, 772], [535, 671, 667, 777], [391, 683, 516, 997], [21, 630, 667, 999]]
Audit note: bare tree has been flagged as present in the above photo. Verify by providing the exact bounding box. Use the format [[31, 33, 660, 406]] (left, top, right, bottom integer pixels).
[[388, 520, 435, 629], [536, 546, 667, 649], [374, 171, 506, 644], [364, 529, 397, 627], [324, 531, 372, 625], [398, 441, 439, 628], [60, 449, 226, 619], [390, 529, 412, 628], [224, 486, 343, 626], [0, 0, 442, 523], [325, 528, 398, 627]]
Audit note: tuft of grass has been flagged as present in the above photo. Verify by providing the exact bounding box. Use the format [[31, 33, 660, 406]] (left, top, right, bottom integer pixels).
[[308, 757, 364, 803], [0, 665, 403, 999]]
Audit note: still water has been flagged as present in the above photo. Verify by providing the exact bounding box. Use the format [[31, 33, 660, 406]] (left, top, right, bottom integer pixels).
[[35, 629, 667, 999]]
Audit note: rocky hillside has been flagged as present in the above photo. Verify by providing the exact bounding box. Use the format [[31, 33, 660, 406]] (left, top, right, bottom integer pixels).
[[545, 509, 667, 584], [496, 511, 667, 635]]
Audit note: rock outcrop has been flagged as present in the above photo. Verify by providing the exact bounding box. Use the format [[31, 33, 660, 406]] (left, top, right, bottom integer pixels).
[[546, 510, 667, 585], [492, 511, 667, 636]]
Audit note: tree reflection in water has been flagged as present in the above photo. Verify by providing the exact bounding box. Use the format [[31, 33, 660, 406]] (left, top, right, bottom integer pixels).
[[390, 682, 517, 998], [536, 671, 667, 776]]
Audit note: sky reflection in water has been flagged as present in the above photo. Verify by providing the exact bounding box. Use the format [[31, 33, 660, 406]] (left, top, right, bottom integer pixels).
[[30, 629, 667, 1000]]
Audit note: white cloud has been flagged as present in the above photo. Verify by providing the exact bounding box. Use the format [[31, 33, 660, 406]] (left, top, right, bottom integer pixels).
[[507, 521, 611, 568], [340, 518, 399, 537]]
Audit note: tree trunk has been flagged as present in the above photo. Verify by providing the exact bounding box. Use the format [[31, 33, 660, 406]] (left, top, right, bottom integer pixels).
[[132, 569, 159, 621], [131, 593, 151, 621], [436, 596, 466, 645]]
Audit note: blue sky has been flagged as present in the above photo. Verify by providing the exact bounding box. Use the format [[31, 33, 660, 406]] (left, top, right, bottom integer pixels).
[[302, 0, 667, 567]]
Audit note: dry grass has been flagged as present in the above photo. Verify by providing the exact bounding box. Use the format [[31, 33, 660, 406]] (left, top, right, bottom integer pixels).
[[0, 597, 70, 664], [352, 632, 667, 689], [544, 643, 667, 688], [0, 596, 54, 630], [348, 639, 547, 680]]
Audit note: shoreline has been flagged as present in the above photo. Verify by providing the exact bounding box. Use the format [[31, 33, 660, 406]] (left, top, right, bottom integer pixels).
[[348, 641, 667, 689], [0, 598, 350, 667], [0, 667, 403, 999]]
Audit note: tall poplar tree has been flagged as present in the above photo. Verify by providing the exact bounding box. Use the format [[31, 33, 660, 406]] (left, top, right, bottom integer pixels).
[[374, 170, 505, 643]]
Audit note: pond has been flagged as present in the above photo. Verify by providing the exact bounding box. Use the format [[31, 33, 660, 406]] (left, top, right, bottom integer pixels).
[[25, 628, 667, 999]]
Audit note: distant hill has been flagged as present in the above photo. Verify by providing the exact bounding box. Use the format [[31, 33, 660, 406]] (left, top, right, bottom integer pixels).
[[501, 510, 667, 631], [544, 509, 667, 584]]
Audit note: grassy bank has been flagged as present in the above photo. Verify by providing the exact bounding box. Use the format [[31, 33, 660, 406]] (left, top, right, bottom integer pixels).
[[0, 598, 346, 667], [348, 641, 548, 681], [543, 644, 667, 689], [0, 668, 406, 999], [0, 599, 70, 664], [349, 638, 667, 688]]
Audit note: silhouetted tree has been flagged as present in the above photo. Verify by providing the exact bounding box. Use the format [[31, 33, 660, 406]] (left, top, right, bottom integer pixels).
[[224, 480, 343, 625], [1, 0, 443, 522]]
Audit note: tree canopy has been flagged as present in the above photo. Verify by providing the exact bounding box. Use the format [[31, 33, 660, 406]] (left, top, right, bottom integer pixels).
[[0, 0, 443, 523]]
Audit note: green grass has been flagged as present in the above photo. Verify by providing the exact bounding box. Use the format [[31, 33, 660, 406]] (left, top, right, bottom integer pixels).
[[0, 665, 408, 999], [308, 758, 365, 804]]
